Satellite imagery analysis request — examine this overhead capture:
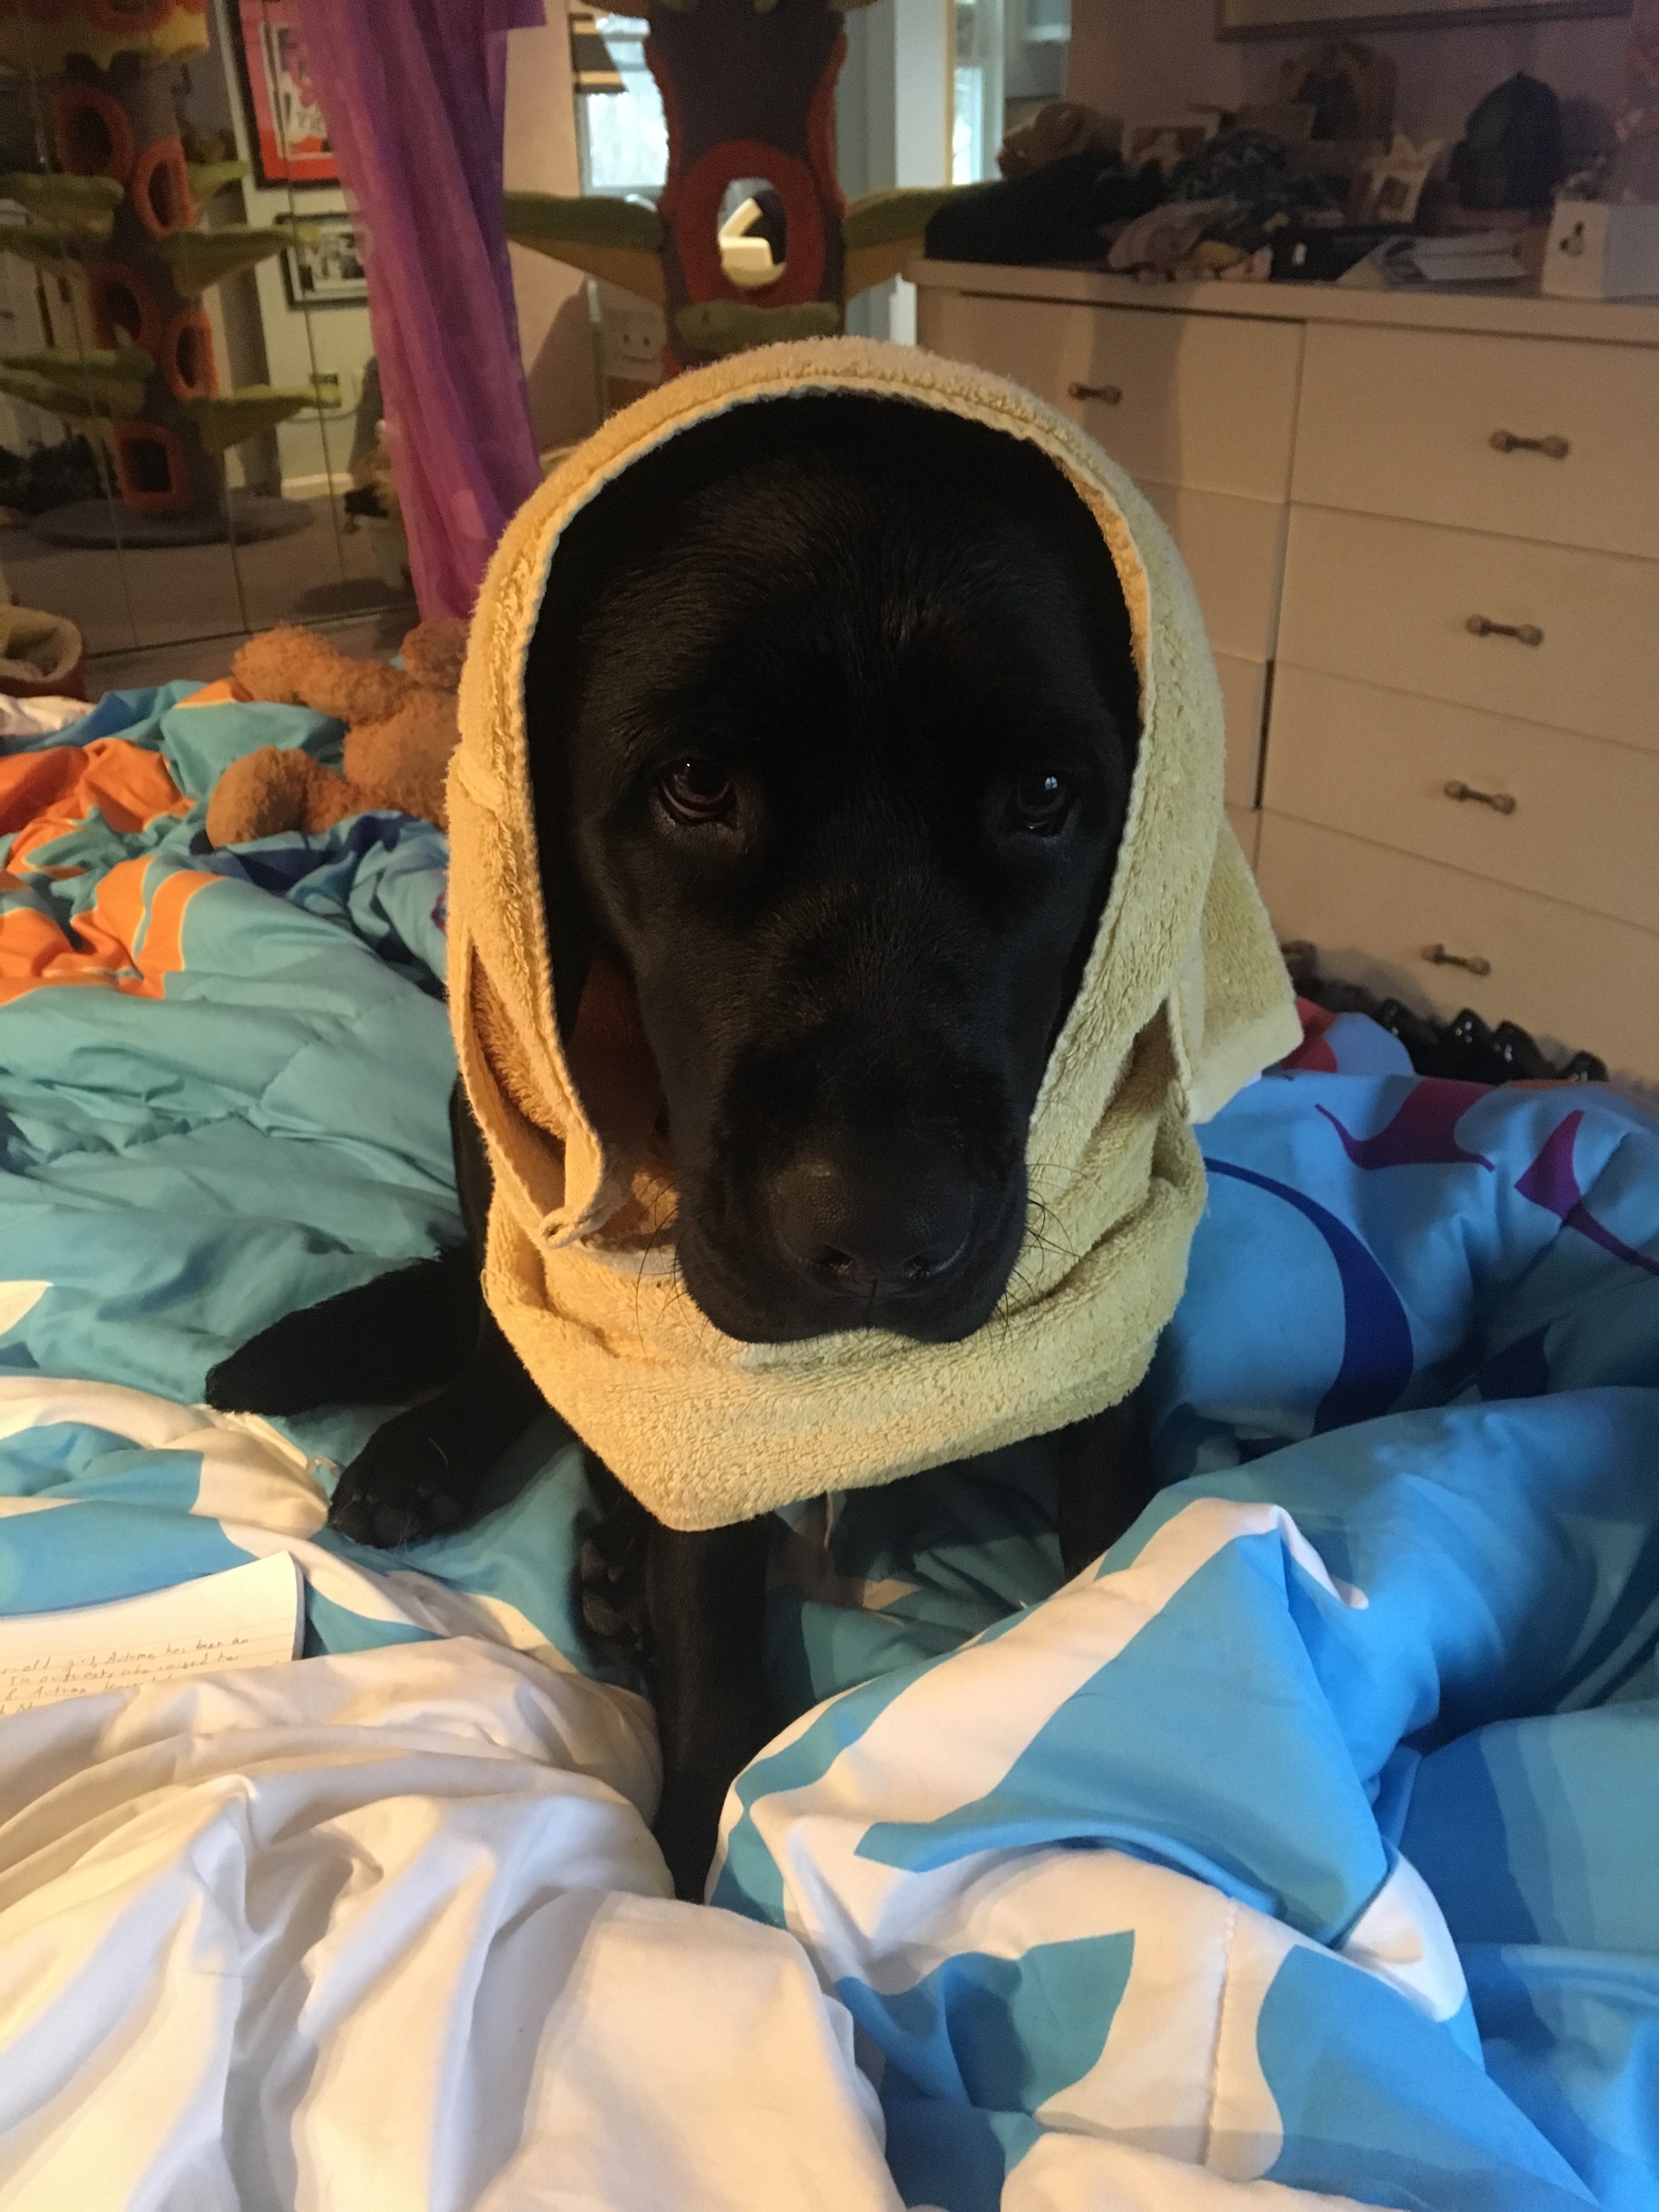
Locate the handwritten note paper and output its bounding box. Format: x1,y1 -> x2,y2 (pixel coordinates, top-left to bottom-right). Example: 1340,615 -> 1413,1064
0,1553 -> 303,1717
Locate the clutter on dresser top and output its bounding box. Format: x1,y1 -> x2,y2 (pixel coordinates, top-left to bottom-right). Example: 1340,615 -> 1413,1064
923,41 -> 1657,304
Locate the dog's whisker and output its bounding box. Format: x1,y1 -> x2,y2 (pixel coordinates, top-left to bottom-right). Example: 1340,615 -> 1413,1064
1024,1191 -> 1082,1275
630,1200 -> 685,1345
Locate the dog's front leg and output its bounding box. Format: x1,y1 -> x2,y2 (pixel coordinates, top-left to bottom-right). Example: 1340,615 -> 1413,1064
645,1516 -> 776,1901
325,1302 -> 545,1547
1054,1388 -> 1158,1581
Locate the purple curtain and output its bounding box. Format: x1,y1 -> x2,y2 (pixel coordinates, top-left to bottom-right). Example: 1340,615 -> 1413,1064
293,0 -> 546,619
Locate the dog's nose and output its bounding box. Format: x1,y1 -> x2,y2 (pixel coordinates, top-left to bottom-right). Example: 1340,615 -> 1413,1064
768,1149 -> 975,1304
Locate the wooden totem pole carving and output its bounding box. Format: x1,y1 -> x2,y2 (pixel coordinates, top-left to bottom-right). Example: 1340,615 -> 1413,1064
507,0 -> 964,376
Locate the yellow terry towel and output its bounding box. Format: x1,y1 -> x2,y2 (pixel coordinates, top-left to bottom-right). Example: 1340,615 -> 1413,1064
448,337 -> 1300,1532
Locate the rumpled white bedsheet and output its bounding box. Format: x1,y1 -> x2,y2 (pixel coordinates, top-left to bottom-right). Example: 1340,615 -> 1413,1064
0,1639 -> 901,2211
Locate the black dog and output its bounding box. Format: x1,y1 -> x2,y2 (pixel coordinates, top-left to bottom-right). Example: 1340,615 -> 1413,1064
208,395 -> 1154,1897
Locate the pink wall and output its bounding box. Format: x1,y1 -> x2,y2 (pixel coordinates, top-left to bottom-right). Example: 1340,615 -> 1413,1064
1068,1 -> 1632,151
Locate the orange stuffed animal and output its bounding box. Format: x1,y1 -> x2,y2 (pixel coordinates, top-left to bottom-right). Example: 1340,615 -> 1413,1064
204,618 -> 467,847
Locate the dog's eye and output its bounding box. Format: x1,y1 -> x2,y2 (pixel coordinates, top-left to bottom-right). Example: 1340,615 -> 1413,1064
1009,772 -> 1074,834
659,757 -> 736,825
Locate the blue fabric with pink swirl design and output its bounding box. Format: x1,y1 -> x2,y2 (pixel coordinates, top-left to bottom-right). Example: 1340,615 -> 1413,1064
727,1048 -> 1659,2211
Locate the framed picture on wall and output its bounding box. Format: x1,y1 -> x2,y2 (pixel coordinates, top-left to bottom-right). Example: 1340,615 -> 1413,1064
234,0 -> 338,188
281,219 -> 368,310
1218,0 -> 1630,35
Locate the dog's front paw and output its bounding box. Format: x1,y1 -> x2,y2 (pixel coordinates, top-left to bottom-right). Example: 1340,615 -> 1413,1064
327,1409 -> 472,1548
577,1494 -> 654,1671
205,1318 -> 326,1417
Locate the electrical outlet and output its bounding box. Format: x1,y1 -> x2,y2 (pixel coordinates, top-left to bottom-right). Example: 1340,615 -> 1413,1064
601,299 -> 665,380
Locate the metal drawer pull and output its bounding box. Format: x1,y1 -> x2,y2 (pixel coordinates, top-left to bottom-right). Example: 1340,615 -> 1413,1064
1466,614 -> 1543,646
1489,430 -> 1569,459
1067,380 -> 1122,405
1424,943 -> 1492,977
1443,778 -> 1517,815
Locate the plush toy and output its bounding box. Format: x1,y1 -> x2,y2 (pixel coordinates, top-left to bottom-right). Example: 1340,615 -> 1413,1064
204,618 -> 467,847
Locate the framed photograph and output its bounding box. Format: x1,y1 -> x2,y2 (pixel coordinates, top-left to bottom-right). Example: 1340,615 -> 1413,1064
1350,133 -> 1442,221
1218,0 -> 1629,35
281,218 -> 368,311
234,0 -> 337,188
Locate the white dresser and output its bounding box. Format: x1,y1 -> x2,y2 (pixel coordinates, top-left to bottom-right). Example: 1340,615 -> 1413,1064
913,261 -> 1659,1089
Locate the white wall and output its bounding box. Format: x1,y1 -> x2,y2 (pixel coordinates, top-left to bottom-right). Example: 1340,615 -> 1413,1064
839,0 -> 952,342
503,16 -> 601,452
1068,0 -> 1631,152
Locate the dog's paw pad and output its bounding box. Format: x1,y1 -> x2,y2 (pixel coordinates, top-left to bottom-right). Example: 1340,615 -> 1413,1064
325,1431 -> 468,1550
411,1478 -> 464,1531
577,1528 -> 653,1667
329,1485 -> 460,1549
577,1538 -> 640,1640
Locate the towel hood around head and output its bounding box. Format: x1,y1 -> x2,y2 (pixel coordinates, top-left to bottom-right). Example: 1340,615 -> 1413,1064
448,337 -> 1299,1532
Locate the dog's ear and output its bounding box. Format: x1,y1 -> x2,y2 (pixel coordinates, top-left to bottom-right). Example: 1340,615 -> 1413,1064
565,951 -> 664,1163
522,602 -> 599,1045
542,823 -> 599,1048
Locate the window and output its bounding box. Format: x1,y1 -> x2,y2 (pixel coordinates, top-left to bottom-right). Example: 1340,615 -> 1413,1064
953,0 -> 1070,185
574,13 -> 668,198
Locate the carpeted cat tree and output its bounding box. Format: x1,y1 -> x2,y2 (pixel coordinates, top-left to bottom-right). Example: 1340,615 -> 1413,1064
0,0 -> 321,543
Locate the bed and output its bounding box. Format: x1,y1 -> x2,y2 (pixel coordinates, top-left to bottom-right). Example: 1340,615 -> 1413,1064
1,680 -> 1655,2210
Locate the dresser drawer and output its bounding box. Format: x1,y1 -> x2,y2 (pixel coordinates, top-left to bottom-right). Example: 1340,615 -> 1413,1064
1293,323 -> 1659,562
918,293 -> 1303,501
1262,665 -> 1657,931
1277,506 -> 1659,752
1255,811 -> 1657,1080
1215,652 -> 1268,810
1141,484 -> 1286,661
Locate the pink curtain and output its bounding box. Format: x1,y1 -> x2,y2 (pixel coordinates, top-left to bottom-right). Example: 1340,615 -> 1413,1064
293,0 -> 546,618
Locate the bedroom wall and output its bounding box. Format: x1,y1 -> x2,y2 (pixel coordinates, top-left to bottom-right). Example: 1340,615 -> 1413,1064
1067,0 -> 1632,150
502,19 -> 602,456
840,0 -> 952,341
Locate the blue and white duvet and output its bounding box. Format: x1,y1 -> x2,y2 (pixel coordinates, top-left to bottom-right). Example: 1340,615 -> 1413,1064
1,683 -> 1655,2209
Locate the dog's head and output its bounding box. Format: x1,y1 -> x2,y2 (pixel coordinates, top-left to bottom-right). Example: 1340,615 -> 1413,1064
525,396 -> 1138,1346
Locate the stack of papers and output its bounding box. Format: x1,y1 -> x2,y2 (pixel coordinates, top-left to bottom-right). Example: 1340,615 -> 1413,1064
1341,232 -> 1528,289
0,1554 -> 303,1716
